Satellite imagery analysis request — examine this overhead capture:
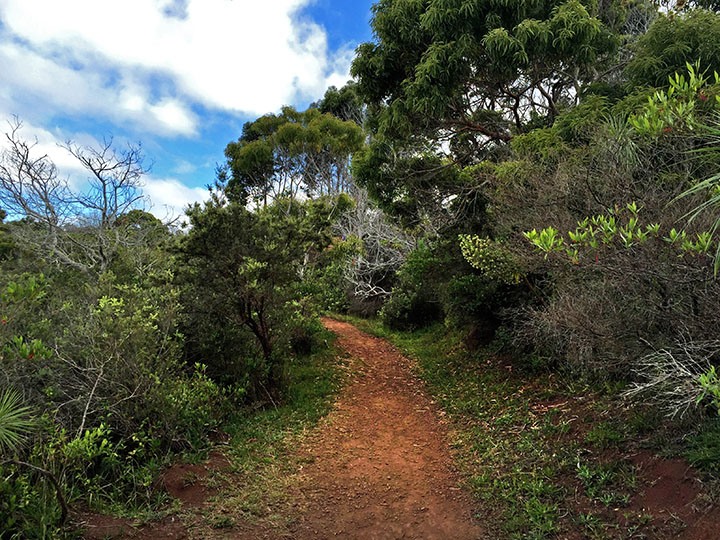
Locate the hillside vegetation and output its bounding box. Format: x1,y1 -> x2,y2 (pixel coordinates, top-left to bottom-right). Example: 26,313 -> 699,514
3,1 -> 720,537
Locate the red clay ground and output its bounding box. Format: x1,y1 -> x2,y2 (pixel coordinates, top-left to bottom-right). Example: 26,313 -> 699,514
80,318 -> 486,539
80,319 -> 720,539
283,318 -> 486,539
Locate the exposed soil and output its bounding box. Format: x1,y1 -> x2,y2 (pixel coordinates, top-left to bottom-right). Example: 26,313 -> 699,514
77,451 -> 231,540
80,319 -> 720,539
632,451 -> 718,539
161,450 -> 231,508
281,318 -> 486,539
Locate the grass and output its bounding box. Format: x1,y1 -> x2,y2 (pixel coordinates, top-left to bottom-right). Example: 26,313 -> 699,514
186,328 -> 347,534
337,315 -> 681,539
173,314 -> 720,537
585,421 -> 626,449
686,417 -> 720,474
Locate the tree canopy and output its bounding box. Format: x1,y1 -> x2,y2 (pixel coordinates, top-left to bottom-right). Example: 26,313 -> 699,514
224,106 -> 364,206
351,0 -> 621,150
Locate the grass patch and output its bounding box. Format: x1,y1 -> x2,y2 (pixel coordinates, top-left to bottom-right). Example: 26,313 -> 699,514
339,316 -> 665,539
576,460 -> 635,507
192,329 -> 346,533
585,421 -> 625,449
686,418 -> 720,474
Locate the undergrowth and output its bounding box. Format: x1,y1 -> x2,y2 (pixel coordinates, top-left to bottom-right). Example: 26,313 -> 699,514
184,328 -> 347,533
340,315 -> 717,539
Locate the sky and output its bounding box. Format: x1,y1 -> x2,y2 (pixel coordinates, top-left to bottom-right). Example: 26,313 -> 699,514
0,0 -> 375,220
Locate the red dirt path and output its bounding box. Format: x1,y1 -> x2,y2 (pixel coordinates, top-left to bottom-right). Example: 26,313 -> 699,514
281,318 -> 486,539
81,319 -> 720,539
81,318 -> 486,539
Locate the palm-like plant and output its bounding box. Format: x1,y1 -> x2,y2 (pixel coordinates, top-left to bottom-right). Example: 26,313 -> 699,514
0,388 -> 34,455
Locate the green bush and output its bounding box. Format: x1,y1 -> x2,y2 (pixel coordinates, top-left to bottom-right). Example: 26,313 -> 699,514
300,237 -> 355,313
380,244 -> 442,330
443,274 -> 512,326
0,461 -> 64,540
288,311 -> 326,356
146,365 -> 226,450
39,422 -> 165,510
0,266 -> 231,532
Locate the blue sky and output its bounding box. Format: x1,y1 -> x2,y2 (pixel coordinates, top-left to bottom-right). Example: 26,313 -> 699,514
0,0 -> 375,219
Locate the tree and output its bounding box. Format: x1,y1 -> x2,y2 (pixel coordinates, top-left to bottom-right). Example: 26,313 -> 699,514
313,82 -> 367,125
224,107 -> 364,206
626,9 -> 720,88
177,193 -> 347,396
0,119 -> 151,275
334,186 -> 415,301
351,0 -> 622,152
347,0 -> 623,236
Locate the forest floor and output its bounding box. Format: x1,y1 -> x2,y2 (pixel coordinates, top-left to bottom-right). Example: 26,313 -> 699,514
79,319 -> 720,539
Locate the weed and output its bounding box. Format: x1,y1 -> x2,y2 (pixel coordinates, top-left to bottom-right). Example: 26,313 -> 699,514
626,408 -> 662,436
624,511 -> 654,525
585,421 -> 625,448
576,459 -> 636,507
208,515 -> 235,529
685,418 -> 720,473
577,511 -> 605,536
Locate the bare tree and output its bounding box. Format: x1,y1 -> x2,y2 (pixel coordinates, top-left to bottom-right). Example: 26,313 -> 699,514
0,119 -> 77,268
335,187 -> 415,300
60,138 -> 148,272
0,118 -> 150,274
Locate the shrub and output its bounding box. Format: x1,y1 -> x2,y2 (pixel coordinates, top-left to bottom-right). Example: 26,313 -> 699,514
380,244 -> 442,330
443,274 -> 518,328
146,364 -> 226,450
0,461 -> 64,539
287,309 -> 326,356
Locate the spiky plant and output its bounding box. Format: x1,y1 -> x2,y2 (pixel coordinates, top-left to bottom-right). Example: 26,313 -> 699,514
0,388 -> 34,455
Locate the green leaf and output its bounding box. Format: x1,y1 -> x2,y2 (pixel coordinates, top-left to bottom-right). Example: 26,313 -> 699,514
0,388 -> 34,454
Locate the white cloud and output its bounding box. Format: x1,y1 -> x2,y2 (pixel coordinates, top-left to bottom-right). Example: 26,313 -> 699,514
142,176 -> 208,222
0,120 -> 206,220
0,0 -> 354,136
171,159 -> 198,175
0,1 -> 361,217
0,42 -> 198,137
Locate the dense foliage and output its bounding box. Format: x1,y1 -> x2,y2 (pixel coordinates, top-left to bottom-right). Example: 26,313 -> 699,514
350,1 -> 720,422
0,123 -> 346,536
4,0 -> 720,536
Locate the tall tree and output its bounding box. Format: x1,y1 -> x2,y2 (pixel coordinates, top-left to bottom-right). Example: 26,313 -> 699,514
177,193 -> 350,395
224,107 -> 364,206
351,0 -> 622,150
313,82 -> 367,125
348,0 -> 624,230
626,9 -> 720,87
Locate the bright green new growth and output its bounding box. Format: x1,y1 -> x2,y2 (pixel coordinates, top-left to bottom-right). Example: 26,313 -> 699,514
630,62 -> 719,136
522,202 -> 717,264
699,366 -> 720,412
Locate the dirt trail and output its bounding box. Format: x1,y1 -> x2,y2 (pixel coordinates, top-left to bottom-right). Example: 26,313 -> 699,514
82,318 -> 486,539
282,318 -> 485,539
82,318 -> 720,540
